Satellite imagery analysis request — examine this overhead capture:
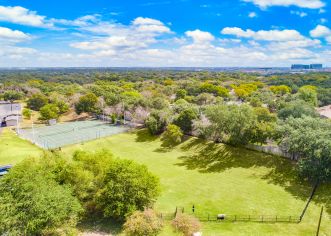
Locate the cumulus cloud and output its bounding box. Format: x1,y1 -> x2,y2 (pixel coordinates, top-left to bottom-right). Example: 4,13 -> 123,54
70,16 -> 171,53
310,25 -> 331,43
0,26 -> 30,42
221,27 -> 305,41
310,25 -> 331,37
185,30 -> 215,43
0,5 -> 329,67
242,0 -> 325,9
0,6 -> 52,27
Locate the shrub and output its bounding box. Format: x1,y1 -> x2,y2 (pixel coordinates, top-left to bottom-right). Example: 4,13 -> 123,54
75,93 -> 98,114
3,90 -> 24,102
145,110 -> 169,135
39,104 -> 60,121
22,108 -> 32,119
176,89 -> 187,100
173,108 -> 198,134
123,209 -> 163,236
172,213 -> 201,236
162,124 -> 183,145
27,93 -> 48,111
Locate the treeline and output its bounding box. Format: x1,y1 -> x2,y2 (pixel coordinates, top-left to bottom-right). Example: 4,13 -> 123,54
1,72 -> 330,183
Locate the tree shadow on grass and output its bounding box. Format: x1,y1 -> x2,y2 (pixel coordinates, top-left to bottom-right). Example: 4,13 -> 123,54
313,184 -> 331,216
176,137 -> 331,215
135,129 -> 159,143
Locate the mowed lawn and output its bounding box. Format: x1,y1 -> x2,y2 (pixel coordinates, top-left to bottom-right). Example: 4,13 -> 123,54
63,130 -> 331,236
0,128 -> 43,165
1,128 -> 330,235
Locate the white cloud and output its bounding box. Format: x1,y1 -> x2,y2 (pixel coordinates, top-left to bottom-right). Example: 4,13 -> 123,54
0,9 -> 329,67
185,30 -> 215,43
290,11 -> 307,17
71,36 -> 147,50
0,6 -> 52,27
310,25 -> 331,43
221,27 -> 305,41
248,12 -> 258,18
132,17 -> 164,26
132,17 -> 171,33
310,25 -> 331,37
49,14 -> 100,27
0,26 -> 30,42
243,0 -> 325,9
71,17 -> 171,52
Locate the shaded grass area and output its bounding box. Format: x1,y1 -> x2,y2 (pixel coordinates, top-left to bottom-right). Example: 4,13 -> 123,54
63,130 -> 331,236
0,128 -> 43,165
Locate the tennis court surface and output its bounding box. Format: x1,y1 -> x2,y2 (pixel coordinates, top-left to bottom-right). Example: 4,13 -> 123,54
19,120 -> 129,149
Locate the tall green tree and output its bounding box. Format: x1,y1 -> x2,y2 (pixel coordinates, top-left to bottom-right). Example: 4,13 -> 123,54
75,93 -> 98,114
297,85 -> 318,106
277,116 -> 331,183
0,159 -> 83,235
96,159 -> 160,220
3,90 -> 24,103
39,104 -> 60,121
27,93 -> 48,111
173,108 -> 198,134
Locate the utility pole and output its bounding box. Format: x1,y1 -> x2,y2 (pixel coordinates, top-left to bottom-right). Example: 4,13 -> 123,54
16,104 -> 19,134
316,207 -> 324,236
32,119 -> 35,144
122,101 -> 126,125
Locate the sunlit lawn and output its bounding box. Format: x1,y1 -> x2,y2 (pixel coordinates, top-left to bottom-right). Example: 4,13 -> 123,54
63,130 -> 331,236
0,128 -> 43,165
1,128 -> 330,235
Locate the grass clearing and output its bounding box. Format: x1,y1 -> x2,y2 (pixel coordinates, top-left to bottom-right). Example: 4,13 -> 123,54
63,130 -> 331,236
1,128 -> 330,235
0,128 -> 43,165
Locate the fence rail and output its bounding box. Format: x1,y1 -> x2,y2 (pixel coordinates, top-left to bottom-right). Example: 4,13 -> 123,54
189,214 -> 300,223
158,210 -> 300,224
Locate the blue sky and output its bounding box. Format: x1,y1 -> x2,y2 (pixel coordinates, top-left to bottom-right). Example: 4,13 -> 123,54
0,0 -> 330,67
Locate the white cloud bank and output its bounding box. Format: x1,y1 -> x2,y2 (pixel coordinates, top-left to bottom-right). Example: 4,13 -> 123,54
243,0 -> 325,9
0,5 -> 329,67
221,27 -> 305,41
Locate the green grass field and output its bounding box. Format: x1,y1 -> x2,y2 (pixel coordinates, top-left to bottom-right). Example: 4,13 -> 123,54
0,128 -> 43,165
63,130 -> 331,236
1,128 -> 330,235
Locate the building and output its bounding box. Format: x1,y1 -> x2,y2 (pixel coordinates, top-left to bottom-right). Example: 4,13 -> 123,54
291,64 -> 323,70
291,64 -> 310,70
317,105 -> 331,119
0,102 -> 22,127
310,64 -> 323,69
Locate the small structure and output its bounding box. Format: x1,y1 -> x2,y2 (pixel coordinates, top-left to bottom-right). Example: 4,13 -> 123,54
48,119 -> 57,126
317,105 -> 331,119
0,102 -> 22,127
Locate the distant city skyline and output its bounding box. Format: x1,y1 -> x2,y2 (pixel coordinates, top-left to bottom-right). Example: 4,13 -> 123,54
0,0 -> 330,67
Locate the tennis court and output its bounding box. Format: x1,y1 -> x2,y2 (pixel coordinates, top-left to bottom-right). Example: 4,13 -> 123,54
19,120 -> 129,149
